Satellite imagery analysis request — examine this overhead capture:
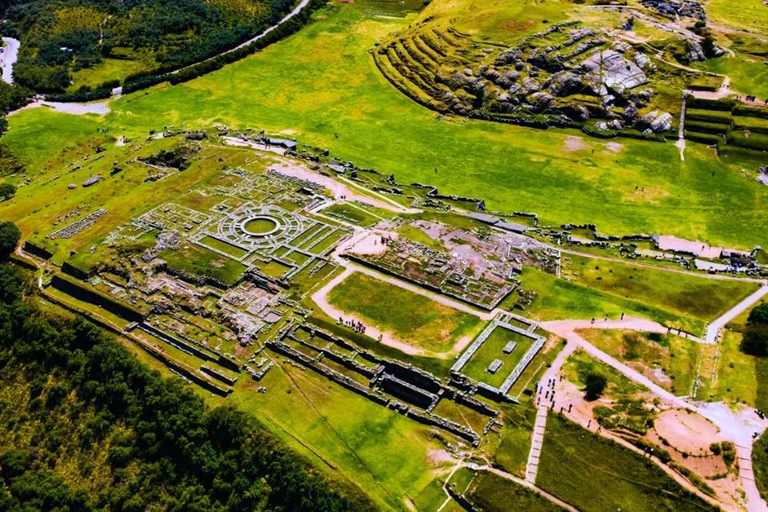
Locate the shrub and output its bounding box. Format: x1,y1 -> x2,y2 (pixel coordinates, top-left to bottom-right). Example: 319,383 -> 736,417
0,221 -> 21,259
584,372 -> 607,401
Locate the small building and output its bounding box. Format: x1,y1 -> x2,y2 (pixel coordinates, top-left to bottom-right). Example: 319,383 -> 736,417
488,359 -> 503,374
503,341 -> 517,354
268,138 -> 297,150
496,221 -> 528,234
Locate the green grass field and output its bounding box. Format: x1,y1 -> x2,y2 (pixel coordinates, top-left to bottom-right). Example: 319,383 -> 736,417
230,356 -> 454,511
560,254 -> 759,331
578,329 -> 704,395
5,2 -> 768,250
538,414 -> 717,512
327,272 -> 483,352
465,471 -> 564,512
460,326 -> 535,388
700,57 -> 768,101
160,243 -> 246,285
707,0 -> 768,32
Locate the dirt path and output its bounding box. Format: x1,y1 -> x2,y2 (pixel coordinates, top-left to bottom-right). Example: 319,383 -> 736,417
9,100 -> 111,117
705,283 -> 768,344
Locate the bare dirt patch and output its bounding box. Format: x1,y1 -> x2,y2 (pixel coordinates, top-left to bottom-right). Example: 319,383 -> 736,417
654,409 -> 721,455
564,135 -> 589,152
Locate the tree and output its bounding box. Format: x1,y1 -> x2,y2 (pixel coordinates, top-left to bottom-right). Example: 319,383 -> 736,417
742,324 -> 768,357
748,303 -> 768,327
584,372 -> 607,401
0,221 -> 20,259
0,183 -> 16,200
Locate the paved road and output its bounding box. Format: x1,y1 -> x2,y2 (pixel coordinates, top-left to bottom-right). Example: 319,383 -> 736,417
1,37 -> 20,84
705,282 -> 768,344
111,0 -> 312,96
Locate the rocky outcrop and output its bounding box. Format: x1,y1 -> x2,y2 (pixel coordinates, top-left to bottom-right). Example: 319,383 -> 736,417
641,0 -> 706,20
581,49 -> 649,96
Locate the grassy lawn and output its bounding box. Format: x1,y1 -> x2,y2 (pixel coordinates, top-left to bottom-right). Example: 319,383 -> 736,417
460,326 -> 535,388
708,330 -> 761,406
326,272 -> 483,352
322,202 -> 391,227
4,3 -> 766,250
160,243 -> 246,285
538,414 -> 717,512
561,254 -> 759,331
465,471 -> 564,511
579,329 -> 704,396
696,56 -> 768,101
229,357 -> 453,512
707,0 -> 768,32
520,266 -> 695,330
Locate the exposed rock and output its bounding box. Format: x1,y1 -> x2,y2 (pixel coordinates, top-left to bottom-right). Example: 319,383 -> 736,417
496,48 -> 522,65
638,110 -> 673,132
545,71 -> 585,96
633,51 -> 655,71
560,103 -> 591,122
529,92 -> 556,111
581,49 -> 649,96
522,77 -> 541,93
641,0 -> 706,20
623,104 -> 638,122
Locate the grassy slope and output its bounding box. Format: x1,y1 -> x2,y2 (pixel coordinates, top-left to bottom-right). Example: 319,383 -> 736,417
326,271 -> 483,352
229,362 -> 452,511
466,471 -> 564,512
538,414 -> 717,512
707,0 -> 768,32
579,329 -> 702,395
5,3 -> 768,249
563,254 -> 759,326
521,256 -> 757,333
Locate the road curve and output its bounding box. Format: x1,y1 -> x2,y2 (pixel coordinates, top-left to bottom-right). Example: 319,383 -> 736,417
111,0 -> 312,96
705,282 -> 768,344
1,37 -> 20,84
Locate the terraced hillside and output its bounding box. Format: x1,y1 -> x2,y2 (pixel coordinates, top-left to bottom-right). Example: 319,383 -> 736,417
375,20 -> 682,137
371,0 -> 743,139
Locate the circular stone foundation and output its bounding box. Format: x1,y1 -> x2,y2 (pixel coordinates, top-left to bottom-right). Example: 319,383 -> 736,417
215,205 -> 303,251
242,216 -> 280,236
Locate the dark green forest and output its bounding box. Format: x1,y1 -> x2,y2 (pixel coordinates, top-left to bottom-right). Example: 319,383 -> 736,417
0,261 -> 375,511
1,0 -> 296,91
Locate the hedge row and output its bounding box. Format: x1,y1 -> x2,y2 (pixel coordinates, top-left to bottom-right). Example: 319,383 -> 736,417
686,108 -> 733,124
685,119 -> 730,134
686,96 -> 735,111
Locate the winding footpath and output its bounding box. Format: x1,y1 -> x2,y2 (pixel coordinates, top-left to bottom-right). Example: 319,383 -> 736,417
532,295 -> 768,511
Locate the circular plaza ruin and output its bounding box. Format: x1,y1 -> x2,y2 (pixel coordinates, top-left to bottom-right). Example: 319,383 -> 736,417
215,205 -> 303,250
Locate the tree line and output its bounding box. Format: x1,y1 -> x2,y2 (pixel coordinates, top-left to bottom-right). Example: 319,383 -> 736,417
2,0 -> 297,92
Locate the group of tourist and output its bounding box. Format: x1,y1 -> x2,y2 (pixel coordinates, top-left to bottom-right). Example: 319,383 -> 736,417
338,316 -> 367,334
